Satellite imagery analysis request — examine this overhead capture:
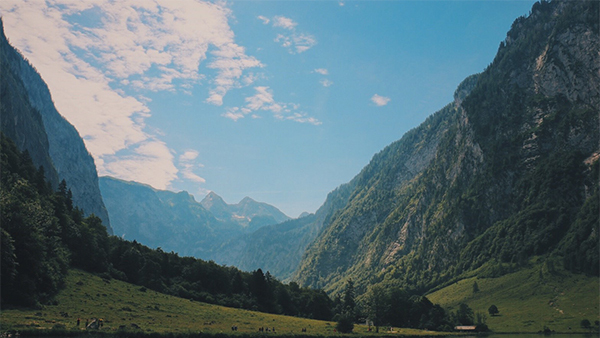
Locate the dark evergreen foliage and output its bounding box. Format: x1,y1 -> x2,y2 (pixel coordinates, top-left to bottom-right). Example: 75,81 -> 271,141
0,133 -> 333,319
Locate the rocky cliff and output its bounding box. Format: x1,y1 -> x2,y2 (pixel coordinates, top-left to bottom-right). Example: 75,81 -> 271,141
0,18 -> 112,233
293,0 -> 599,295
0,20 -> 59,188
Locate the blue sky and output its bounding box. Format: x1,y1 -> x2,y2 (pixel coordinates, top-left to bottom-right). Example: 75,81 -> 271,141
1,0 -> 536,217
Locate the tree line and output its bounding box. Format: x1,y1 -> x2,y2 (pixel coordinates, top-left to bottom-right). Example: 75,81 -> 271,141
332,280 -> 487,333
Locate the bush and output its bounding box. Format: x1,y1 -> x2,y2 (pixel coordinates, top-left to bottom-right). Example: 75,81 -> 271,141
335,312 -> 354,333
580,319 -> 591,329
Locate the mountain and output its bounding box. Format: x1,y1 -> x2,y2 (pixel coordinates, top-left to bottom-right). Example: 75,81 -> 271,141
0,18 -> 112,233
211,180 -> 357,280
293,0 -> 599,296
0,21 -> 59,188
201,192 -> 290,231
99,176 -> 290,261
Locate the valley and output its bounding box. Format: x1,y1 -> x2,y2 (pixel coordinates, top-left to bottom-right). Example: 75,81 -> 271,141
1,0 -> 598,336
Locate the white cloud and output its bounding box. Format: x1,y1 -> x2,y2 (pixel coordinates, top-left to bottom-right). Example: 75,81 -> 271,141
314,68 -> 329,75
257,15 -> 270,25
206,42 -> 263,105
0,0 -> 260,190
371,94 -> 391,106
275,32 -> 316,54
260,14 -> 316,54
178,150 -> 206,184
320,79 -> 333,87
102,140 -> 178,190
179,150 -> 199,162
272,16 -> 297,30
222,107 -> 245,122
222,87 -> 321,125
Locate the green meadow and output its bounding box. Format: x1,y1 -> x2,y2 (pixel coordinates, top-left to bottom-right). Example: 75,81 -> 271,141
0,270 -> 446,337
427,260 -> 599,333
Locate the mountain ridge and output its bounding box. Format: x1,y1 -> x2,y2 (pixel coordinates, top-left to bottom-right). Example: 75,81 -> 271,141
99,176 -> 291,263
293,0 -> 599,296
0,18 -> 112,233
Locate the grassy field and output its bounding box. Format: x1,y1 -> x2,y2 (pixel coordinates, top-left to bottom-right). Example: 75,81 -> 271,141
427,262 -> 599,333
1,270 -> 446,337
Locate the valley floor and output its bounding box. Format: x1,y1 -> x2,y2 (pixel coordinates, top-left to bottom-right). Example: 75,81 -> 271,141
0,270 -> 446,337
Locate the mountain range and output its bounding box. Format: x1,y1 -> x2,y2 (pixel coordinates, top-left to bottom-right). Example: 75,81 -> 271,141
99,176 -> 290,260
1,0 -> 597,302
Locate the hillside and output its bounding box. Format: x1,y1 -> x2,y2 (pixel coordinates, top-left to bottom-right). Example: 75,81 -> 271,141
294,0 -> 599,296
0,269 -> 447,337
427,259 -> 599,333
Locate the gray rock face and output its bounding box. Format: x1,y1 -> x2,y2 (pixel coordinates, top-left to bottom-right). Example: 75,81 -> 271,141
0,20 -> 58,187
0,21 -> 111,233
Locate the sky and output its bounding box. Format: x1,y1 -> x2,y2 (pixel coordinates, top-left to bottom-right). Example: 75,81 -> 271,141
0,0 -> 536,218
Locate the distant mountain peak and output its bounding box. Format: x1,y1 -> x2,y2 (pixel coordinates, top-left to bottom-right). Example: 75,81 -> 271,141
239,196 -> 256,204
200,191 -> 227,208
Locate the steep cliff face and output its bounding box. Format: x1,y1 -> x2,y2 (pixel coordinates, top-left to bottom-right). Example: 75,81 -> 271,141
294,0 -> 599,295
0,20 -> 59,188
0,19 -> 111,232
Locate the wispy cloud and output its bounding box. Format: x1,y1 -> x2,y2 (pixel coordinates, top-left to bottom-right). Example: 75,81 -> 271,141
0,0 -> 261,190
320,79 -> 334,87
273,16 -> 297,30
371,94 -> 391,106
257,15 -> 270,25
260,14 -> 316,54
222,87 -> 321,125
314,68 -> 329,75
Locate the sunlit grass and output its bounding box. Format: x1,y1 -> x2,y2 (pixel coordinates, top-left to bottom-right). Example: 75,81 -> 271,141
1,270 -> 447,336
427,262 -> 599,333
